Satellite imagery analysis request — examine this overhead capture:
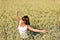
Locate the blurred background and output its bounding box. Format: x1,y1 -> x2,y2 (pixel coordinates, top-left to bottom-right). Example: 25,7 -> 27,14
0,0 -> 60,40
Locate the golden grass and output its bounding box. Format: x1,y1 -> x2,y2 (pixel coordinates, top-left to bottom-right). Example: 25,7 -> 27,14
0,0 -> 60,40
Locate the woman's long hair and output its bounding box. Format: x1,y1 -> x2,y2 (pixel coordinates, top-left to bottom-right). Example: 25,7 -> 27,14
22,16 -> 30,25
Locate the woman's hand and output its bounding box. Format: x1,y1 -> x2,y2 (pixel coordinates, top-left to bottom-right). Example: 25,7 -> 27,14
41,30 -> 48,33
16,11 -> 18,15
16,11 -> 20,22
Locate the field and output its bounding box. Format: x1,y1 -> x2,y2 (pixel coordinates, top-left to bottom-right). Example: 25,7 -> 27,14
0,0 -> 60,40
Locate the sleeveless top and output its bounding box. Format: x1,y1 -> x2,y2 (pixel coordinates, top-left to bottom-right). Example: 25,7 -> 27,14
18,20 -> 28,38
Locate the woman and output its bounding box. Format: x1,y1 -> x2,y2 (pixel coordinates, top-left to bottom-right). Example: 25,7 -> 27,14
16,11 -> 47,38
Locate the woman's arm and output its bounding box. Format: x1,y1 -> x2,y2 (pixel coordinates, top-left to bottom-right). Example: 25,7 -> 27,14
28,25 -> 47,33
16,11 -> 20,22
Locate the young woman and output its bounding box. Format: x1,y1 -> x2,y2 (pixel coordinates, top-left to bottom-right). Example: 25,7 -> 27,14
16,11 -> 47,38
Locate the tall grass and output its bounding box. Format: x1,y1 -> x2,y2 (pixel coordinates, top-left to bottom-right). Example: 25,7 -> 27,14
0,0 -> 60,40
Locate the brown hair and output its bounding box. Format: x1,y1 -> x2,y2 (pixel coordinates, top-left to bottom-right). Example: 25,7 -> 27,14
22,16 -> 30,25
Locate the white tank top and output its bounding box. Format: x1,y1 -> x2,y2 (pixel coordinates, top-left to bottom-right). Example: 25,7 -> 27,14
18,20 -> 28,38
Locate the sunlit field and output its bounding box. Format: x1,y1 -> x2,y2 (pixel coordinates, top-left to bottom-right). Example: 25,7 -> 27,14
0,0 -> 60,40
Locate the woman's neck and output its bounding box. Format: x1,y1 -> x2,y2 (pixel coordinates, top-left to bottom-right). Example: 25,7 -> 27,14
20,24 -> 26,27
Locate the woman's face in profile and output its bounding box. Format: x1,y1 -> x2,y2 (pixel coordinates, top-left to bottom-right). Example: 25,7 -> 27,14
20,19 -> 26,24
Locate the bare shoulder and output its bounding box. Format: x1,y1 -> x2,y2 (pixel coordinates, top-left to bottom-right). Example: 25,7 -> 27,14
27,25 -> 31,27
27,25 -> 32,29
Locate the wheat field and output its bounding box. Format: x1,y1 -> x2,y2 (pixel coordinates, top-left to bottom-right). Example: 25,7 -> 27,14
0,0 -> 60,40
